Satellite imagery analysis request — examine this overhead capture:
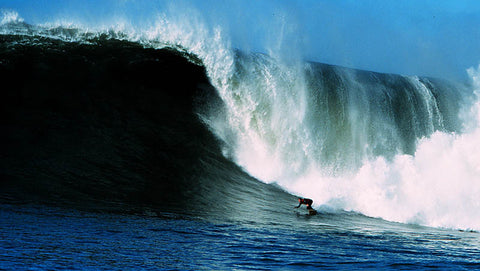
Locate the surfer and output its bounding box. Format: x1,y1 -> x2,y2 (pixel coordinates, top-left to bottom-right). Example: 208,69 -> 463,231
295,197 -> 313,210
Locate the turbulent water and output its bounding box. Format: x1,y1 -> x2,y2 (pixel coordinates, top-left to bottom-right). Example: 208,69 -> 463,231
1,10 -> 480,270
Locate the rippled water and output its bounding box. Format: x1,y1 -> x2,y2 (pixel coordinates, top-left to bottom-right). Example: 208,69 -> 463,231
1,204 -> 479,270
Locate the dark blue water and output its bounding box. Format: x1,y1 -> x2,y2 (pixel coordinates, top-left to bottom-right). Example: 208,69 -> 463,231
1,203 -> 479,270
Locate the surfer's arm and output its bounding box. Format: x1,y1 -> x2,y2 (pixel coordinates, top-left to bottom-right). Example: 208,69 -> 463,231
294,203 -> 301,208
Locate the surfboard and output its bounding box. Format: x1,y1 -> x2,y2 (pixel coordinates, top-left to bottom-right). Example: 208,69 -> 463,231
295,208 -> 318,216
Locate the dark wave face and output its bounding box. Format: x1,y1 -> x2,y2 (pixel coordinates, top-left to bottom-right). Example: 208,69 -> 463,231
0,33 -> 294,220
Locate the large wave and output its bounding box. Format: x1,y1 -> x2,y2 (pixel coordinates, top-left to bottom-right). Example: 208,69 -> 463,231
1,9 -> 479,230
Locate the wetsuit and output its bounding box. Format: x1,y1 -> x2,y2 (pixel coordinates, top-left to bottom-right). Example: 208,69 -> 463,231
295,198 -> 313,209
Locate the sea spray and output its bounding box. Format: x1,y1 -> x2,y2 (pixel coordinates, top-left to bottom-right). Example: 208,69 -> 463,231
0,10 -> 23,25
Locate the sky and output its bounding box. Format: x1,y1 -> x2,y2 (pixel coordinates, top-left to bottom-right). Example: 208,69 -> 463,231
1,0 -> 479,81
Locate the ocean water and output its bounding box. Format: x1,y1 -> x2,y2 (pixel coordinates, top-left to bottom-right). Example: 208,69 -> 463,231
1,203 -> 479,270
1,7 -> 480,270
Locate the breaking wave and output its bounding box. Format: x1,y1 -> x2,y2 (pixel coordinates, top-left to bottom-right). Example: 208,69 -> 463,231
1,9 -> 479,230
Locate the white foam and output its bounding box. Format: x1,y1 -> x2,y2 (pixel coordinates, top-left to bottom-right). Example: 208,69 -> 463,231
0,10 -> 23,25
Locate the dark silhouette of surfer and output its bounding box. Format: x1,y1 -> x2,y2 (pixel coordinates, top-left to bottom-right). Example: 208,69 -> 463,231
295,197 -> 313,210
